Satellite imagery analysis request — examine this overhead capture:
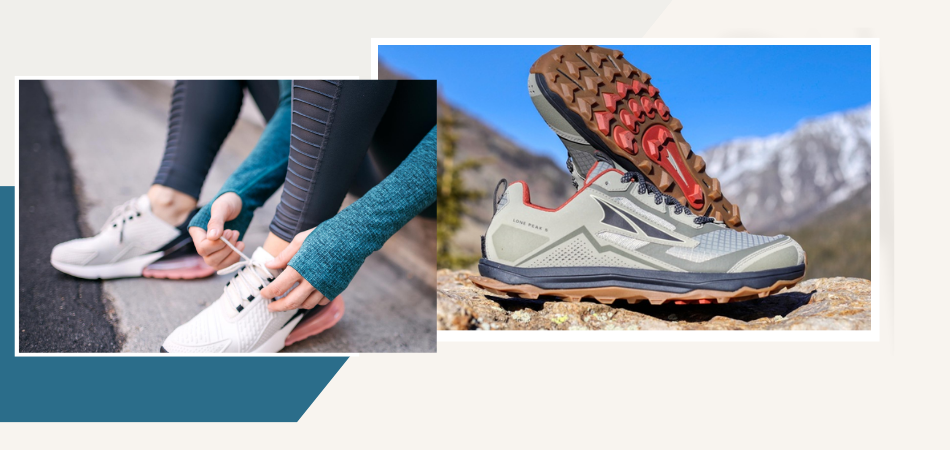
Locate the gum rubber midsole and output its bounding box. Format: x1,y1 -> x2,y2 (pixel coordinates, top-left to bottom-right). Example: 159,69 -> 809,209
469,274 -> 804,305
477,259 -> 805,294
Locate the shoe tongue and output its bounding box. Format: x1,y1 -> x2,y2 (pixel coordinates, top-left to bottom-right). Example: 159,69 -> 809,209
250,247 -> 281,277
136,194 -> 151,212
251,247 -> 275,263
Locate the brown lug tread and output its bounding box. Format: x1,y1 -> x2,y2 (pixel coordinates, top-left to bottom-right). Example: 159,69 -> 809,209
709,178 -> 722,200
530,45 -> 746,230
658,171 -> 673,191
635,160 -> 652,174
693,154 -> 706,172
584,76 -> 605,91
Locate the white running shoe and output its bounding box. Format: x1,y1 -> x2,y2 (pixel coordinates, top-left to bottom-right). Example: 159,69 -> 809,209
160,244 -> 306,353
50,195 -> 208,279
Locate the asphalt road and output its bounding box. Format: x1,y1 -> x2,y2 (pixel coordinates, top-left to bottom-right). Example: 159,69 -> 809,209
18,80 -> 119,352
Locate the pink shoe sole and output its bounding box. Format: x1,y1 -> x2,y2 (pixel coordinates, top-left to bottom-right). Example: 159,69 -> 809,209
285,297 -> 345,346
142,255 -> 217,280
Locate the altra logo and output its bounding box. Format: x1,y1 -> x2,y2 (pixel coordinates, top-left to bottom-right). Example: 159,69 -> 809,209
594,198 -> 681,242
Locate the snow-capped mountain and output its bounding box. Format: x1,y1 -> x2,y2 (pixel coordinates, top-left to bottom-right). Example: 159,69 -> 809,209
702,105 -> 871,232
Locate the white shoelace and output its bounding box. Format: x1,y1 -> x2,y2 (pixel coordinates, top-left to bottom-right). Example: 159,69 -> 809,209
101,198 -> 143,242
217,238 -> 274,312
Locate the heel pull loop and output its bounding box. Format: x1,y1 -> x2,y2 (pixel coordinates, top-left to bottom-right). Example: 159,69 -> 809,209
493,178 -> 508,216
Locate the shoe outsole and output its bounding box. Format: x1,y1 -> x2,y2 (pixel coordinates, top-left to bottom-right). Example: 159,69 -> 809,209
143,268 -> 216,280
469,275 -> 802,305
530,45 -> 745,230
142,256 -> 217,280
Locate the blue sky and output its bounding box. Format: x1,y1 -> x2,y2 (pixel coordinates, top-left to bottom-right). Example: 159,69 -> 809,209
379,45 -> 871,161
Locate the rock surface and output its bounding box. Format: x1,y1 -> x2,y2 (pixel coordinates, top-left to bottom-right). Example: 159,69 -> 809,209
437,270 -> 870,331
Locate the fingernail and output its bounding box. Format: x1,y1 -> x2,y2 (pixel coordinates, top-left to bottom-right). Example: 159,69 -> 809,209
208,229 -> 219,239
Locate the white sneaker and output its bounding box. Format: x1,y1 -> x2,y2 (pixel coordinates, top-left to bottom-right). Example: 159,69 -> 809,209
50,195 -> 201,279
160,245 -> 306,353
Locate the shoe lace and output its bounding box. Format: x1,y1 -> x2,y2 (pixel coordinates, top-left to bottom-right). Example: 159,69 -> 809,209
566,158 -> 579,190
216,238 -> 275,312
620,171 -> 716,225
101,198 -> 143,243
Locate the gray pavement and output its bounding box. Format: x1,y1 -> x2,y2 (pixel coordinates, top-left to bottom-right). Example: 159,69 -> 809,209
42,80 -> 436,353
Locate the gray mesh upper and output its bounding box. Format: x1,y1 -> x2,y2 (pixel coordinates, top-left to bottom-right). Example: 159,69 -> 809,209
597,230 -> 649,252
665,229 -> 781,263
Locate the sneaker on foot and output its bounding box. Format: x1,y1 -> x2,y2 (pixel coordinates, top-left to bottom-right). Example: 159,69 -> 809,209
50,195 -> 213,280
527,44 -> 745,229
160,245 -> 309,353
472,163 -> 805,305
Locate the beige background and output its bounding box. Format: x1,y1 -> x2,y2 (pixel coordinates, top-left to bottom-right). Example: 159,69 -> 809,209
3,0 -> 940,448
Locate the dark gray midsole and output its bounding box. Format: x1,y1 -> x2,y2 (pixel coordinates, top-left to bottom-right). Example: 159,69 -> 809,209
478,259 -> 806,293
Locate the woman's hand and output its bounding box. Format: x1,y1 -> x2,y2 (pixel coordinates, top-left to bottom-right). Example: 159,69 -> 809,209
261,228 -> 331,311
188,192 -> 245,270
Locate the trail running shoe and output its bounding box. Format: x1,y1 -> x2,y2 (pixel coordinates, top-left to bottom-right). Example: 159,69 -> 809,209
50,195 -> 215,280
471,161 -> 805,305
527,44 -> 745,230
160,243 -> 337,353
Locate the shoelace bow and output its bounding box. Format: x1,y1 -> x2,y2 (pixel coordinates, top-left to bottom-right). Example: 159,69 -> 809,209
102,198 -> 143,243
217,238 -> 275,312
620,171 -> 716,225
